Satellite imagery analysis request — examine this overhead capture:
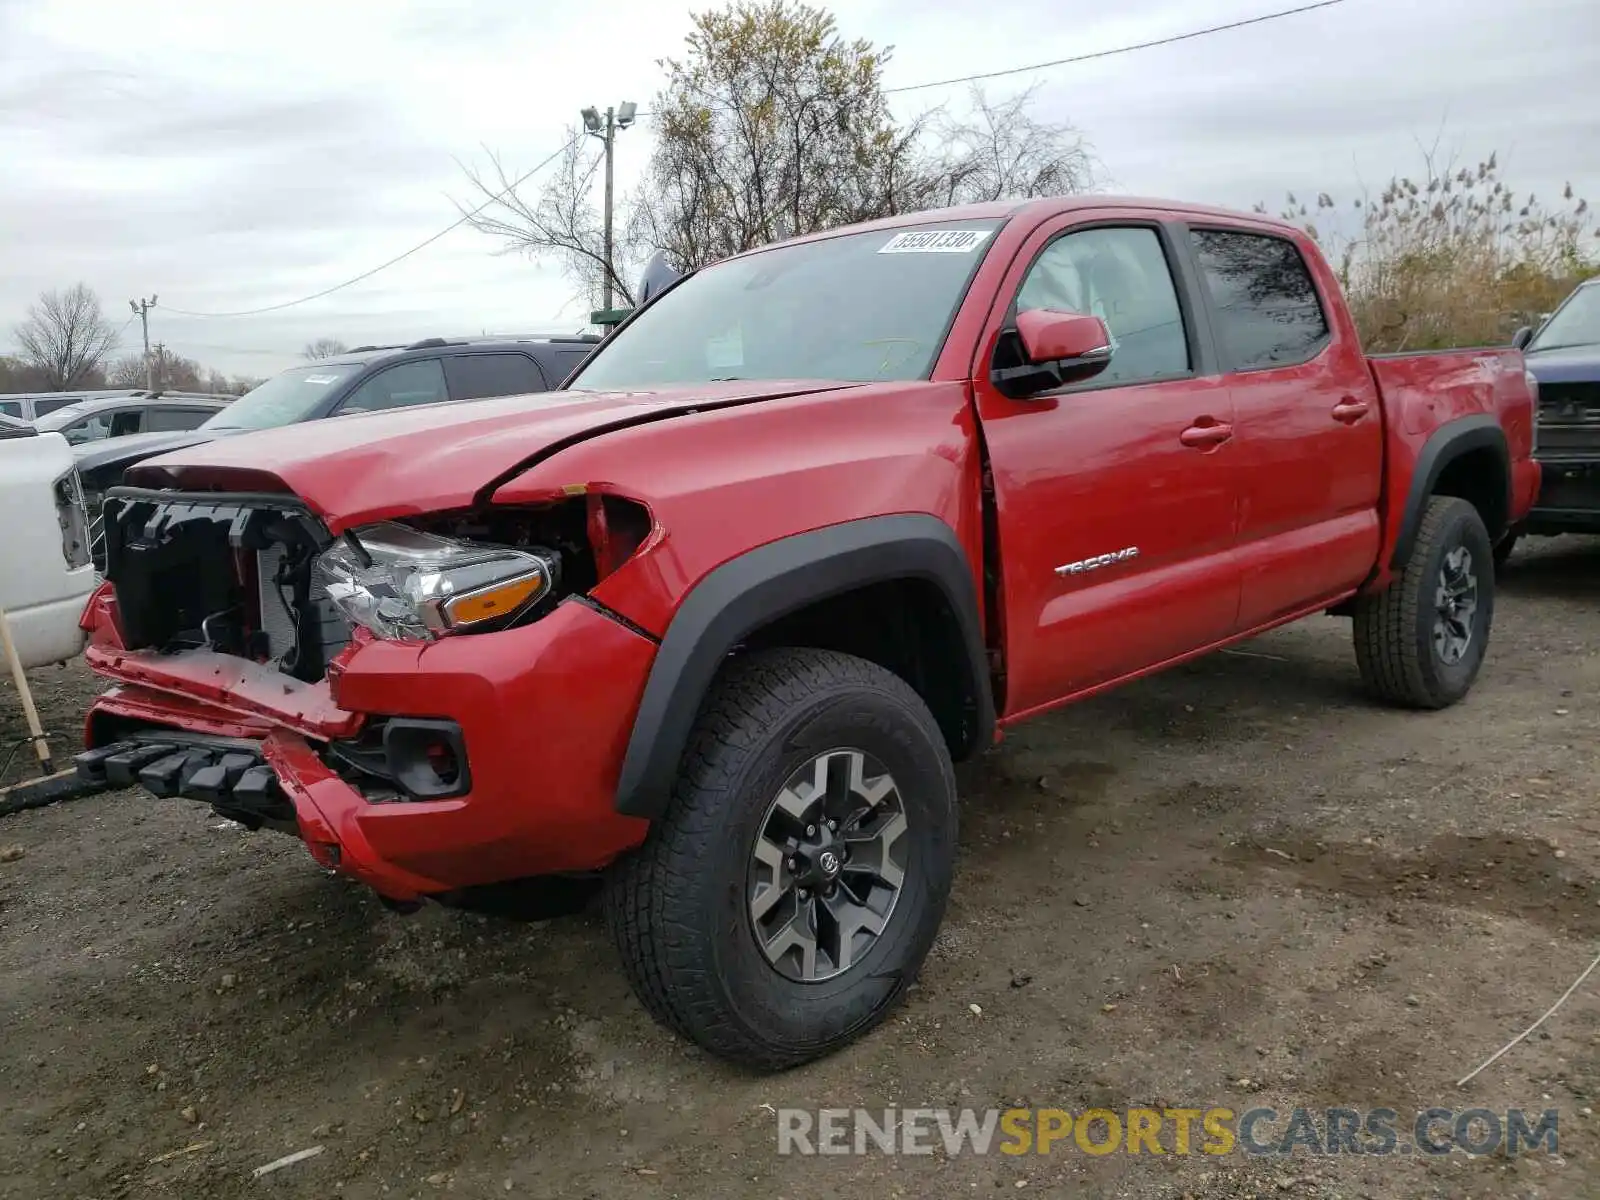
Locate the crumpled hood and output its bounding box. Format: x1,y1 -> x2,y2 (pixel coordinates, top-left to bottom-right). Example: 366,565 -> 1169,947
126,381 -> 855,531
73,428 -> 219,480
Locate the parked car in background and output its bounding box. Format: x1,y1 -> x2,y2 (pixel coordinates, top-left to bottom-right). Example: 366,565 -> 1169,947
1504,277 -> 1600,560
77,195 -> 1537,1070
2,389 -> 133,422
0,388 -> 232,423
0,412 -> 35,439
0,423 -> 94,669
34,393 -> 231,445
72,335 -> 601,568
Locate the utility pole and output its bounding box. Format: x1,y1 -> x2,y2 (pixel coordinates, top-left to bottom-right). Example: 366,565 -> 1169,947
129,295 -> 157,391
580,103 -> 636,312
151,342 -> 166,392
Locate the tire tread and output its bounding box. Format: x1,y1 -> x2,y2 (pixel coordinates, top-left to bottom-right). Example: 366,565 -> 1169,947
605,647 -> 951,1069
1353,495 -> 1488,709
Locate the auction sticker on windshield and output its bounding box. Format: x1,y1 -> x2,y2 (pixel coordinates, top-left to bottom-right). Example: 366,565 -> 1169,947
878,229 -> 993,254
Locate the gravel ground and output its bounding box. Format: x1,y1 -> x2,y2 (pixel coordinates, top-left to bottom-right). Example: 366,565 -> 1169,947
2,536 -> 1598,1199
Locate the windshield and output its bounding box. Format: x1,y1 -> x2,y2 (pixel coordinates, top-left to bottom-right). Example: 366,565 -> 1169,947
569,219 -> 1004,390
1529,283 -> 1600,352
202,363 -> 363,430
33,403 -> 96,431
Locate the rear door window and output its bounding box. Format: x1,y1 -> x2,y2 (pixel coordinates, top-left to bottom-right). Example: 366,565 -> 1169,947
336,360 -> 449,415
146,406 -> 213,432
443,353 -> 547,401
1190,229 -> 1330,370
552,349 -> 592,384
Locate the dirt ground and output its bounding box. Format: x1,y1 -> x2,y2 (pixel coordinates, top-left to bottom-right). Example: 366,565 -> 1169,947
3,538 -> 1598,1200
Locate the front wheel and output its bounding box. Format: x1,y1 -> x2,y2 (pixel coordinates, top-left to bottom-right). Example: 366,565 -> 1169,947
1353,495 -> 1494,709
605,647 -> 957,1070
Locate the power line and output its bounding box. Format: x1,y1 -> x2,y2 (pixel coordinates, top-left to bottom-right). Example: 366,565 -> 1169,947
162,133 -> 582,318
883,0 -> 1349,94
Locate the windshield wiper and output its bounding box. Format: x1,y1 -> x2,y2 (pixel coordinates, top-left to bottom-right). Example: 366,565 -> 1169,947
1527,342 -> 1600,354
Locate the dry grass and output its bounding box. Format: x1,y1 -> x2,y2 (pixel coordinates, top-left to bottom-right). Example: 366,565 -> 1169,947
1261,149 -> 1599,351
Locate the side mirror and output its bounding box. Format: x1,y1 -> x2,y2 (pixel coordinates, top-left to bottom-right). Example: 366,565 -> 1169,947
992,309 -> 1114,398
1512,325 -> 1534,350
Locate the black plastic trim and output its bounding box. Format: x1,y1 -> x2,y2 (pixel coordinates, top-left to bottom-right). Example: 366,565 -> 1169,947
613,514 -> 995,819
1390,413 -> 1511,569
567,595 -> 661,644
382,718 -> 473,801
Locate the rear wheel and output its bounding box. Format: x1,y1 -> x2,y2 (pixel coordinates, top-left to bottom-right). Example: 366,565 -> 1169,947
605,647 -> 956,1070
1353,495 -> 1494,709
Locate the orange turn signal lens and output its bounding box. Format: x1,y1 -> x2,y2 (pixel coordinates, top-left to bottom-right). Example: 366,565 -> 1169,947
439,571 -> 547,628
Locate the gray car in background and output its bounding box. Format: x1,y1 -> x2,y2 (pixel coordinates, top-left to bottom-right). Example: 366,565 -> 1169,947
34,393 -> 231,445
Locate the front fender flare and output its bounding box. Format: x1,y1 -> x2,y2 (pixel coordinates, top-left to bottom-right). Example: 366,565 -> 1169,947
613,514 -> 994,819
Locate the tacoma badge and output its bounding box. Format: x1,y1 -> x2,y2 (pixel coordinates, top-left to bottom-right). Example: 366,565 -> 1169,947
1055,547 -> 1140,577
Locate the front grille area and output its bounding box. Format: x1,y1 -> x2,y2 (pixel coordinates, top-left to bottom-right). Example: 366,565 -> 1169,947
257,545 -> 351,665
1537,382 -> 1600,458
104,488 -> 345,681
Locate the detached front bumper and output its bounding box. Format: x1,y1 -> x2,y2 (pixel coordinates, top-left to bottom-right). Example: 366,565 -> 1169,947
80,598 -> 658,902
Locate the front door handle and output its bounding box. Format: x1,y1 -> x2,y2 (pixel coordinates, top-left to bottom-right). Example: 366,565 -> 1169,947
1332,396 -> 1371,424
1180,419 -> 1233,449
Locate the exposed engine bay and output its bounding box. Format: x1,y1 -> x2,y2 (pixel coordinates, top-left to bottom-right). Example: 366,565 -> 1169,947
102,487 -> 649,682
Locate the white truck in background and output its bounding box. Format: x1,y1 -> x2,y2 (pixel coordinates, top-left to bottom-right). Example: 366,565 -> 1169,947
0,416 -> 95,669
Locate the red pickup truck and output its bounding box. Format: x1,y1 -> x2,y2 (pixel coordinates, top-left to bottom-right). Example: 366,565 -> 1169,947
76,197 -> 1538,1070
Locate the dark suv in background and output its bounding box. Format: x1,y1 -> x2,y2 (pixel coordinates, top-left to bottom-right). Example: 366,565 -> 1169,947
75,334 -> 600,566
1506,278 -> 1600,561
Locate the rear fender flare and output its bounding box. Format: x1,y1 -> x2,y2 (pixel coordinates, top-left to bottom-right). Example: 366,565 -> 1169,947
1390,414 -> 1510,571
613,514 -> 994,819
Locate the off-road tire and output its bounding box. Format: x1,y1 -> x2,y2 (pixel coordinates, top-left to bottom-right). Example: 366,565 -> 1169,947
605,647 -> 957,1070
1353,495 -> 1494,709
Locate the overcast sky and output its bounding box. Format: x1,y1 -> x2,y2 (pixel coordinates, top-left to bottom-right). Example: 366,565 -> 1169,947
2,0 -> 1597,378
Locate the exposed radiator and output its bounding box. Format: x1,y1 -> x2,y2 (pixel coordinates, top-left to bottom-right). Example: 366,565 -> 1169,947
256,546 -> 351,668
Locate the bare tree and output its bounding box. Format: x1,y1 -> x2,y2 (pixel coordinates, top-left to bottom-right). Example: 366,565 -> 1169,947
921,85 -> 1097,208
302,338 -> 349,360
143,346 -> 206,391
13,283 -> 120,389
105,354 -> 148,388
0,356 -> 51,392
459,1 -> 1097,294
460,135 -> 639,308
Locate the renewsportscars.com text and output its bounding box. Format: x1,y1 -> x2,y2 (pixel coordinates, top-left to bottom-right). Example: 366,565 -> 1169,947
776,1106 -> 1559,1158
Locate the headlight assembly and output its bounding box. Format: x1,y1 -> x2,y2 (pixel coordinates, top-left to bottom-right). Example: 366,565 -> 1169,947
316,521 -> 559,641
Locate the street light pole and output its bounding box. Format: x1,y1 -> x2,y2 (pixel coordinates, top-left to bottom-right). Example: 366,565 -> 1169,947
581,102 -> 636,312
129,295 -> 157,391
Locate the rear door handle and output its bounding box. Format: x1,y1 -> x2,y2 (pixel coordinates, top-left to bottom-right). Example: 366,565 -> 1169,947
1332,397 -> 1371,424
1180,420 -> 1233,449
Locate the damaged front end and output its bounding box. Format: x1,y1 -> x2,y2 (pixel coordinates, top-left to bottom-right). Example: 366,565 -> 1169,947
78,482 -> 659,895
